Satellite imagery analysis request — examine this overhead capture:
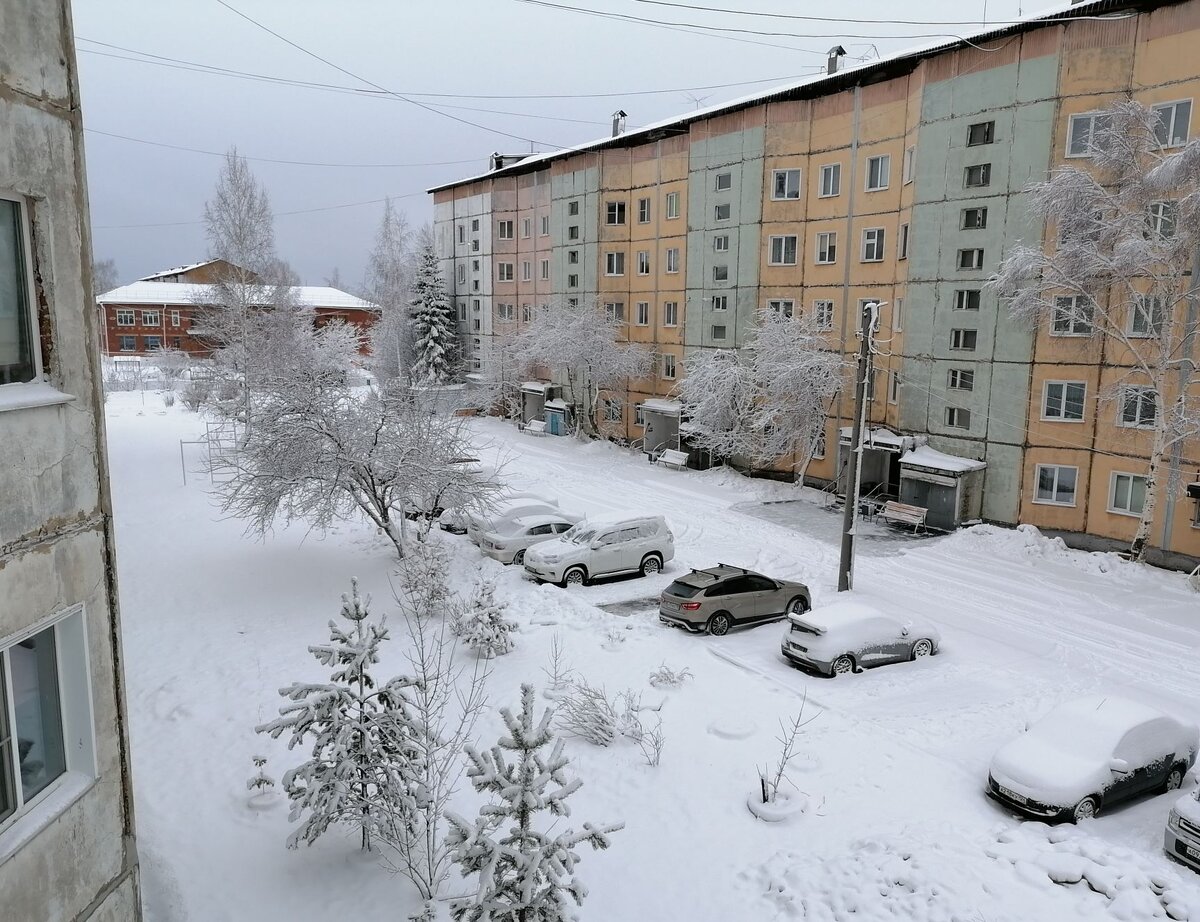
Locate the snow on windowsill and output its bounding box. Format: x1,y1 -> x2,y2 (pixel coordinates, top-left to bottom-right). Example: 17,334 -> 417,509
0,380 -> 76,413
0,773 -> 95,868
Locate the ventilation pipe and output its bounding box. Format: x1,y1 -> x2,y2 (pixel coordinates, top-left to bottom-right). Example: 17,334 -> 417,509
611,109 -> 628,137
827,45 -> 847,74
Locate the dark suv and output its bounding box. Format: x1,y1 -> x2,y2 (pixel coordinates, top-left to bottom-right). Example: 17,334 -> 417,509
658,564 -> 811,636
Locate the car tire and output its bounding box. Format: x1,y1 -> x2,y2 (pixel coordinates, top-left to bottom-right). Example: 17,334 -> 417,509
787,596 -> 809,615
512,550 -> 525,566
707,612 -> 733,636
911,639 -> 934,659
1163,763 -> 1186,793
831,654 -> 855,676
639,553 -> 663,577
1071,795 -> 1100,822
562,566 -> 587,588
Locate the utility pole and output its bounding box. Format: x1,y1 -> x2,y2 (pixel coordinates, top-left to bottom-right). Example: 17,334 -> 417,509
838,301 -> 879,592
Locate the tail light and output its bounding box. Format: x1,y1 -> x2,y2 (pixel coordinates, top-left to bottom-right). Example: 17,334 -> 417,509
681,602 -> 702,610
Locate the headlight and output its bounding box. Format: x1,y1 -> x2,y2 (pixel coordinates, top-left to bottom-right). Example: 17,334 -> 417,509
1169,810 -> 1181,832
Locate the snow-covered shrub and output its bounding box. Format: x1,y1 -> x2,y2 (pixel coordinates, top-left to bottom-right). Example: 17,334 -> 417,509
399,539 -> 456,618
161,391 -> 176,408
256,578 -> 427,851
153,348 -> 190,380
541,633 -> 574,697
446,684 -> 623,922
555,680 -> 646,746
247,755 -> 275,794
648,663 -> 693,689
635,716 -> 666,767
452,581 -> 517,658
756,696 -> 820,806
180,379 -> 211,411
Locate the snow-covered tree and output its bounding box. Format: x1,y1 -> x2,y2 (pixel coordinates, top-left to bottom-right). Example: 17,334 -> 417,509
410,242 -> 457,384
256,579 -> 426,851
452,581 -> 517,658
92,257 -> 119,296
366,201 -> 417,384
511,300 -> 652,437
678,309 -> 845,479
990,99 -> 1200,561
446,684 -> 623,922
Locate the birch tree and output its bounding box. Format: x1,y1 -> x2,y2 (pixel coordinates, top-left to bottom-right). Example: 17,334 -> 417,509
512,301 -> 651,437
677,308 -> 845,478
990,99 -> 1200,561
410,241 -> 457,384
366,200 -> 416,384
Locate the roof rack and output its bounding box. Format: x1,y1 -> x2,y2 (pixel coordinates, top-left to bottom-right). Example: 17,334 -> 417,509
716,562 -> 750,574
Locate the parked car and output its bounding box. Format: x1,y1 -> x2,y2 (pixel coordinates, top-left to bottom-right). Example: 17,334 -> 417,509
780,600 -> 940,676
658,565 -> 811,635
467,496 -> 561,545
988,695 -> 1198,823
480,514 -> 579,565
523,514 -> 674,587
1166,785 -> 1200,873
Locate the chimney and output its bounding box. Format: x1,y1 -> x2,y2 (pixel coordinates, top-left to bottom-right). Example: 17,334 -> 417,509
827,45 -> 847,74
611,109 -> 628,137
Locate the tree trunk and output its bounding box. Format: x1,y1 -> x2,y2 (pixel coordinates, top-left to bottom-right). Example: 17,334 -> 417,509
1129,421 -> 1169,562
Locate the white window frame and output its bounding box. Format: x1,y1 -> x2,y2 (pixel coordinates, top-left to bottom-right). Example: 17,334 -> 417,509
604,397 -> 623,423
498,220 -> 514,240
945,406 -> 971,429
140,309 -> 161,326
635,301 -> 650,326
605,201 -> 626,226
540,259 -> 550,280
713,203 -> 731,222
1109,471 -> 1148,516
768,235 -> 798,266
771,168 -> 801,200
947,368 -> 974,391
712,265 -> 729,282
1118,385 -> 1157,429
961,207 -> 988,230
713,235 -> 729,252
889,370 -> 900,404
1034,464 -> 1078,506
715,172 -> 733,192
1067,112 -> 1112,158
118,335 -> 136,352
169,309 -> 181,327
1042,380 -> 1087,422
665,248 -> 680,274
115,309 -> 135,327
711,295 -> 728,311
950,328 -> 978,351
496,303 -> 516,322
1148,201 -> 1178,239
662,353 -> 677,379
964,163 -> 991,188
604,302 -> 625,323
898,223 -> 910,260
813,300 -> 833,330
815,231 -> 837,265
1152,100 -> 1192,149
521,261 -> 532,282
604,252 -> 625,277
892,297 -> 903,332
637,197 -> 651,224
1051,295 -> 1094,336
954,289 -> 981,311
663,301 -> 678,327
567,200 -> 580,217
957,248 -> 985,270
767,299 -> 794,318
637,250 -> 651,275
1130,295 -> 1165,337
819,163 -> 841,198
967,120 -> 995,146
540,215 -> 550,236
861,227 -> 885,262
567,274 -> 579,288
521,217 -> 531,238
497,263 -> 514,282
865,154 -> 890,192
665,191 -> 680,219
902,146 -> 915,184
711,324 -> 727,341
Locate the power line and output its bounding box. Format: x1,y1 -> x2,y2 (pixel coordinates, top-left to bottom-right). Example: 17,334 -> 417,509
628,0 -> 1031,27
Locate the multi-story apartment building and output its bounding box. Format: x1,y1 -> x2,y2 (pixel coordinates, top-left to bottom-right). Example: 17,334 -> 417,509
1,2 -> 143,919
431,0 -> 1200,567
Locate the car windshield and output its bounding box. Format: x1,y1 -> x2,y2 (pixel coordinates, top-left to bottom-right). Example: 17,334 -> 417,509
567,527 -> 596,545
665,581 -> 702,598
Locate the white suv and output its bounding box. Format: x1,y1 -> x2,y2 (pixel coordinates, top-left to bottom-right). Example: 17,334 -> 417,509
523,514 -> 674,587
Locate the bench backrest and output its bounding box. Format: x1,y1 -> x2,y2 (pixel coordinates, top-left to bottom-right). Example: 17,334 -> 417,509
526,419 -> 546,431
659,449 -> 688,464
882,501 -> 926,520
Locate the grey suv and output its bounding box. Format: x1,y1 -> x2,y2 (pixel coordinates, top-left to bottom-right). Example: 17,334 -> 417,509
658,565 -> 811,635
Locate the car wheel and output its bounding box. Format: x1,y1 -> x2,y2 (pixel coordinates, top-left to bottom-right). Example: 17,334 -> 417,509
832,655 -> 855,676
1164,764 -> 1186,793
911,639 -> 934,659
562,566 -> 586,588
639,554 -> 663,577
707,612 -> 732,636
787,596 -> 809,615
1072,796 -> 1100,822
512,549 -> 525,566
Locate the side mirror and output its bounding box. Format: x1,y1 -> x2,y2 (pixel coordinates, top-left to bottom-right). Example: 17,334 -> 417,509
1023,721 -> 1031,733
900,626 -> 910,637
1109,758 -> 1130,774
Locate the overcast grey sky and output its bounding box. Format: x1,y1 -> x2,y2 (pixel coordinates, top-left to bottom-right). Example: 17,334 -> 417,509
73,0 -> 1024,289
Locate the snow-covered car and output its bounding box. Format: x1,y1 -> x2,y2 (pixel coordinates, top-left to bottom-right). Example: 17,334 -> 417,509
440,489 -> 542,534
523,514 -> 674,587
466,496 -> 561,545
988,696 -> 1198,823
779,600 -> 940,677
1166,785 -> 1200,872
658,564 -> 811,635
480,513 -> 580,565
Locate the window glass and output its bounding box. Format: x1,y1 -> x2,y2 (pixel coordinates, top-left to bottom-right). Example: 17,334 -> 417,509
10,629 -> 66,802
0,199 -> 35,385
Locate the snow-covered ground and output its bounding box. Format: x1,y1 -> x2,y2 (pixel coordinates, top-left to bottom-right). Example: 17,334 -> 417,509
104,391 -> 1200,921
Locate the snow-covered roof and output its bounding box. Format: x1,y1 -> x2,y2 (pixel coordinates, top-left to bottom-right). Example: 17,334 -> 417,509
97,281 -> 376,311
901,446 -> 987,473
544,398 -> 569,410
428,0 -> 1124,194
838,426 -> 916,450
641,398 -> 681,416
797,600 -> 886,633
138,260 -> 220,281
521,381 -> 551,394
579,511 -> 666,528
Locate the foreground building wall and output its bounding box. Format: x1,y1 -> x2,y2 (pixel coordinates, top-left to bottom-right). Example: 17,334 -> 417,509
0,2 -> 142,919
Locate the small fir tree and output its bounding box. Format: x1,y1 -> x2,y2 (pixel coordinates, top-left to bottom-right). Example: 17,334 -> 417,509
446,684 -> 623,922
257,579 -> 427,850
409,244 -> 456,384
247,754 -> 276,795
452,581 -> 517,658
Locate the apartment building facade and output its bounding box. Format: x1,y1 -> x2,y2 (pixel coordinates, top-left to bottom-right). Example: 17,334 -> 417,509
431,0 -> 1200,566
1,2 -> 143,919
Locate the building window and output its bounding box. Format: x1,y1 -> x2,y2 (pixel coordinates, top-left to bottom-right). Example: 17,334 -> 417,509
666,191 -> 680,219
635,404 -> 646,427
957,248 -> 985,270
604,302 -> 625,322
472,357 -> 481,370
1035,464 -> 1078,506
1148,201 -> 1178,239
540,259 -> 550,280
715,172 -> 733,192
118,335 -> 136,352
115,309 -> 135,327
819,163 -> 841,197
637,198 -> 651,223
472,259 -> 480,272
522,304 -> 533,322
497,263 -> 514,282
169,309 -> 181,327
945,407 -> 971,429
1119,386 -> 1157,428
713,265 -> 729,282
898,223 -> 910,260
141,309 -> 161,326
144,335 -> 161,350
566,298 -> 578,308
813,300 -> 833,330
713,235 -> 729,252
892,297 -> 903,332
961,207 -> 988,230
498,220 -> 514,239
714,203 -> 731,222
767,299 -> 794,318
664,301 -> 678,327
1067,112 -> 1112,158
812,429 -> 826,459
662,353 -> 677,379
637,250 -> 651,275
567,274 -> 579,288
521,218 -> 531,238
471,219 -> 480,232
472,280 -> 480,292
458,225 -> 465,244
568,225 -> 580,241
954,289 -> 981,311
604,252 -> 625,276
964,164 -> 991,189
605,201 -> 626,225
1130,295 -> 1165,337
540,215 -> 550,236
567,250 -> 579,264
889,370 -> 900,404
768,235 -> 798,265
171,337 -> 180,349
666,248 -> 679,273
472,318 -> 481,331
947,368 -> 974,391
604,398 -> 623,422
950,328 -> 978,351
712,324 -> 727,340
471,239 -> 480,252
902,146 -> 915,184
459,303 -> 467,321
861,227 -> 885,262
1110,472 -> 1147,516
1043,380 -> 1086,421
712,295 -> 728,311
865,155 -> 890,191
1152,100 -> 1191,148
815,231 -> 837,265
636,301 -> 649,325
456,265 -> 466,284
1051,296 -> 1093,335
771,169 -> 801,200
967,120 -> 995,146
496,303 -> 515,321
567,201 -> 579,217
522,261 -> 532,281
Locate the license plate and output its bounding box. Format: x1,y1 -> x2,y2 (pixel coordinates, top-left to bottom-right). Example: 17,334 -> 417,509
997,785 -> 1026,804
1186,844 -> 1200,860
663,600 -> 679,610
789,642 -> 808,653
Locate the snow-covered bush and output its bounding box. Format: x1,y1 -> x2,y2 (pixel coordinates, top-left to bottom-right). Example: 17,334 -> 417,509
180,379 -> 211,411
246,755 -> 275,795
446,684 -> 623,922
541,633 -> 574,697
555,680 -> 645,746
256,578 -> 427,851
757,696 -> 820,806
635,716 -> 666,768
648,663 -> 693,689
153,348 -> 190,380
452,581 -> 517,658
161,391 -> 176,408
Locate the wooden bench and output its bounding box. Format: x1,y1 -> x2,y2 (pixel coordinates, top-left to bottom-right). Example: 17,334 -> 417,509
878,500 -> 927,533
523,419 -> 547,436
656,448 -> 690,470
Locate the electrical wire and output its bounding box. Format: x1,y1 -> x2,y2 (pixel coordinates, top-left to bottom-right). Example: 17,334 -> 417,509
627,0 -> 1099,27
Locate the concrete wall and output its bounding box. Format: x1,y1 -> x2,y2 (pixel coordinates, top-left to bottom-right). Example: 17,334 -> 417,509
0,2 -> 141,919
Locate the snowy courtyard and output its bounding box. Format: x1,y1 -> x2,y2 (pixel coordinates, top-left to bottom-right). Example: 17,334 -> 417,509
104,392 -> 1200,921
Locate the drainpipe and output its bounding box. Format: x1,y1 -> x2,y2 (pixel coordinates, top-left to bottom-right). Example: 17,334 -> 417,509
1161,244 -> 1200,552
835,85 -> 863,486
